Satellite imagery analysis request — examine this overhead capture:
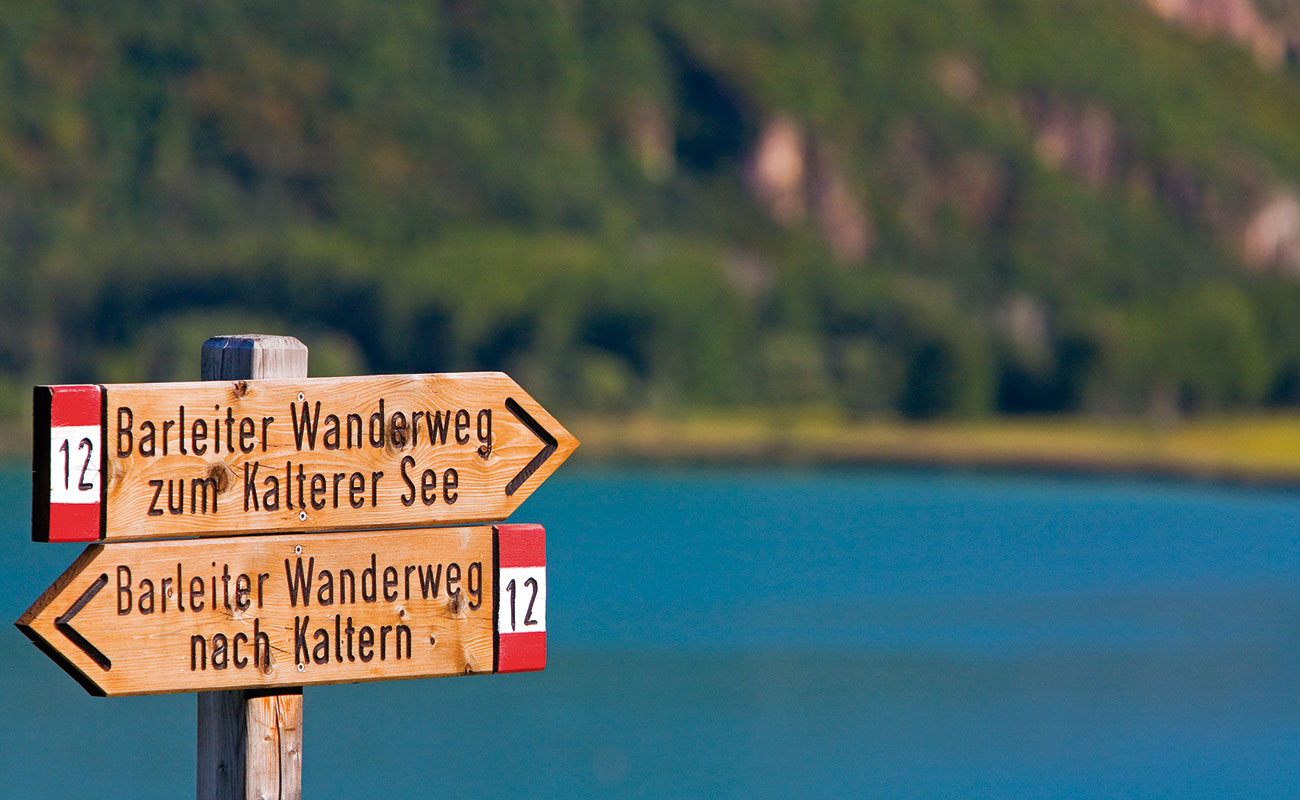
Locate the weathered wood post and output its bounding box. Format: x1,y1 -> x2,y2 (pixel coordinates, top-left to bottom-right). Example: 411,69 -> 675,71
196,335 -> 306,800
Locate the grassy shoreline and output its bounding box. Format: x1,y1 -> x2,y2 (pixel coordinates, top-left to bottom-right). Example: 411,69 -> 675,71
569,412 -> 1300,488
2,412 -> 1299,488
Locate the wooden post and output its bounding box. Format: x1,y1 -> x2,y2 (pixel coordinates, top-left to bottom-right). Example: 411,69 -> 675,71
197,335 -> 307,800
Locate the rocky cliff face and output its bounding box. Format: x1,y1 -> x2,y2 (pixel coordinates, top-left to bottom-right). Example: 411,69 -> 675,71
747,115 -> 874,263
1140,0 -> 1296,67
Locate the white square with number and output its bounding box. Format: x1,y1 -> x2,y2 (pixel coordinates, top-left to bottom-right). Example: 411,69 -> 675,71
498,567 -> 546,633
49,426 -> 101,503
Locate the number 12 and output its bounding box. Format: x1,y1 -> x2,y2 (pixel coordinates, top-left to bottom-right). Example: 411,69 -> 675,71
58,437 -> 94,491
504,577 -> 539,631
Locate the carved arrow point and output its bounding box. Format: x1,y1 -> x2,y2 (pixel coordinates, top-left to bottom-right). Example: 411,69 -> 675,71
55,573 -> 111,671
504,398 -> 558,496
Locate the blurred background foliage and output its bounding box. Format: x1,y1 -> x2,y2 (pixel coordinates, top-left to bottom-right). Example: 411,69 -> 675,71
4,0 -> 1300,430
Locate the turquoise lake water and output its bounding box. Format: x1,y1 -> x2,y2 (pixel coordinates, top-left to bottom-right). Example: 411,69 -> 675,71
2,462 -> 1299,798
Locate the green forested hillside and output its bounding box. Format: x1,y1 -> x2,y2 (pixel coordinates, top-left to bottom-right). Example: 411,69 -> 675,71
3,0 -> 1300,431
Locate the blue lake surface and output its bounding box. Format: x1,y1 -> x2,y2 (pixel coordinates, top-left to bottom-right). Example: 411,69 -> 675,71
2,462 -> 1299,798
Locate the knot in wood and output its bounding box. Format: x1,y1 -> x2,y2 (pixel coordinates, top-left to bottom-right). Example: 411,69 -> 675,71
389,423 -> 408,449
449,593 -> 463,615
232,380 -> 248,397
206,462 -> 235,492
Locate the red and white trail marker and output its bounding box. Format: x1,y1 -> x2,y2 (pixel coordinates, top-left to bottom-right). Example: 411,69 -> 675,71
496,523 -> 547,673
35,385 -> 104,543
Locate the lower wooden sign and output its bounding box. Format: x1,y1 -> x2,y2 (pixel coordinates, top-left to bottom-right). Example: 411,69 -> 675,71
15,524 -> 546,697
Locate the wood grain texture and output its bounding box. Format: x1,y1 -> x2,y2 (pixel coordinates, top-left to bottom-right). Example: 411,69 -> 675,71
196,689 -> 303,800
198,335 -> 306,800
54,371 -> 577,541
18,525 -> 504,697
201,336 -> 308,382
245,690 -> 302,800
197,690 -> 247,799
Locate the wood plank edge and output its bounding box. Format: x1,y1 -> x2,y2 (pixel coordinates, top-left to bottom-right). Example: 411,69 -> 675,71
15,544 -> 104,626
31,386 -> 51,542
14,620 -> 106,697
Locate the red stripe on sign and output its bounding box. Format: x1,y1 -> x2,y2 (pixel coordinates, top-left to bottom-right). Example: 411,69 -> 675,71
47,503 -> 100,543
498,524 -> 545,568
50,385 -> 100,427
498,630 -> 546,673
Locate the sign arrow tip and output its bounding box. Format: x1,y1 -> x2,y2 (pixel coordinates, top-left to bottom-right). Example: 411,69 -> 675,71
54,573 -> 112,671
504,397 -> 559,496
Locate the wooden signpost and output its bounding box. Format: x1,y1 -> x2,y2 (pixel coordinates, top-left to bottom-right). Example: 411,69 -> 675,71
16,334 -> 574,800
16,523 -> 547,696
33,373 -> 577,542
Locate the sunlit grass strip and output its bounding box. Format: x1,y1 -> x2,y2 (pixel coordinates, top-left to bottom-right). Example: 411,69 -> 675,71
572,412 -> 1300,485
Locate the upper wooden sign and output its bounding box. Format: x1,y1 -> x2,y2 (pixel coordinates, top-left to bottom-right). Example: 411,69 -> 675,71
33,373 -> 578,542
16,524 -> 546,696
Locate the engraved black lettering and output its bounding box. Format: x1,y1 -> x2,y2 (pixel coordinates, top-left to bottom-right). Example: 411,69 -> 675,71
191,635 -> 207,670
235,573 -> 251,610
323,414 -> 340,449
524,577 -> 539,625
477,409 -> 492,457
167,479 -> 184,515
244,462 -> 260,511
349,472 -> 365,508
139,420 -> 156,457
386,449 -> 409,496
421,468 -> 437,505
148,479 -> 164,516
138,578 -> 155,614
368,399 -> 385,447
117,407 -> 133,456
358,626 -> 374,662
294,616 -> 310,665
233,633 -> 248,668
292,401 -> 321,450
362,553 -> 377,602
254,618 -> 270,670
455,409 -> 470,444
316,569 -> 334,606
468,562 -> 482,609
117,566 -> 132,614
396,624 -> 411,659
190,576 -> 205,611
212,633 -> 228,669
332,472 -> 345,508
192,418 -> 208,455
427,411 -> 450,445
285,557 -> 314,607
418,564 -> 442,599
411,411 -> 424,447
443,468 -> 458,504
310,473 -> 326,510
191,477 -> 218,514
239,417 -> 255,454
262,473 -> 280,511
446,562 -> 461,598
313,628 -> 329,664
73,437 -> 93,491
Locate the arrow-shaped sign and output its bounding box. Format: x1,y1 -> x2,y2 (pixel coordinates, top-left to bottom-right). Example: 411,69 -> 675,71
32,373 -> 578,542
16,524 -> 547,697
